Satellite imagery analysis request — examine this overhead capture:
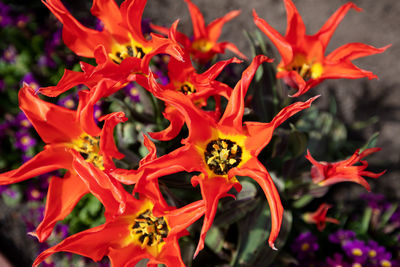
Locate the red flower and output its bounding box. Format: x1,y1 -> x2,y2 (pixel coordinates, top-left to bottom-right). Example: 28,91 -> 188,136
33,157 -> 205,267
253,0 -> 390,97
150,55 -> 241,141
305,148 -> 386,191
303,203 -> 339,231
0,84 -> 127,242
151,0 -> 246,64
44,0 -> 183,67
112,55 -> 318,255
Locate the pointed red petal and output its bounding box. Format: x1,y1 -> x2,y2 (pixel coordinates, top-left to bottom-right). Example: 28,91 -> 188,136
230,158 -> 283,250
283,0 -> 306,45
185,0 -> 207,38
253,9 -> 293,64
43,0 -> 112,57
326,43 -> 390,62
0,145 -> 72,185
33,172 -> 88,242
166,200 -> 205,235
206,10 -> 240,42
245,96 -> 318,155
316,2 -> 361,49
19,85 -> 82,143
148,108 -> 186,141
220,55 -> 272,129
192,175 -> 237,257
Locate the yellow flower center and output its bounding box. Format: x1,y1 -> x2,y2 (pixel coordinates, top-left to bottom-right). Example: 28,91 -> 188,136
109,35 -> 152,64
178,82 -> 196,95
381,260 -> 392,267
192,39 -> 213,53
352,263 -> 362,267
131,209 -> 169,249
20,119 -> 30,127
352,248 -> 363,257
64,99 -> 75,109
301,243 -> 310,251
280,54 -> 324,80
204,139 -> 242,175
70,133 -> 104,170
21,136 -> 31,145
369,249 -> 377,258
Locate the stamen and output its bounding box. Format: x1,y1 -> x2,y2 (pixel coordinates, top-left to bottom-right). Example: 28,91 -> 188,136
71,133 -> 104,170
110,44 -> 147,64
204,139 -> 242,175
131,209 -> 169,248
178,82 -> 196,95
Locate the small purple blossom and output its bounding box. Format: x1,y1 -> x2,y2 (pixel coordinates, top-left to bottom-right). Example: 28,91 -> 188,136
26,185 -> 45,201
343,239 -> 368,264
21,73 -> 39,91
123,82 -> 140,102
54,224 -> 69,240
291,232 -> 319,260
154,69 -> 169,86
94,18 -> 104,31
0,3 -> 12,27
15,131 -> 37,152
38,55 -> 57,69
2,46 -> 17,63
58,94 -> 78,109
361,193 -> 391,211
0,185 -> 17,199
327,253 -> 349,267
0,79 -> 5,92
15,14 -> 29,28
14,112 -> 32,129
329,230 -> 356,245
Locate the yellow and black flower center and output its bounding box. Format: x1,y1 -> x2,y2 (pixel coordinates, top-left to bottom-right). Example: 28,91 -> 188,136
204,139 -> 242,175
178,82 -> 196,95
71,133 -> 104,170
280,54 -> 323,80
131,209 -> 169,248
192,39 -> 213,53
110,44 -> 146,64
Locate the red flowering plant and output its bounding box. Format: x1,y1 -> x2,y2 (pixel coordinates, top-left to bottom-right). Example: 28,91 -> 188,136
110,55 -> 318,256
0,84 -> 128,242
33,155 -> 205,267
149,54 -> 241,141
303,203 -> 339,231
253,0 -> 390,97
151,0 -> 246,64
43,0 -> 183,68
0,0 -> 396,266
305,147 -> 386,191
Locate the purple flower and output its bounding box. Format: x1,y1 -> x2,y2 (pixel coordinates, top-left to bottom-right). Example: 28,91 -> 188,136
361,193 -> 390,211
0,3 -> 12,27
15,14 -> 29,28
154,69 -> 169,86
0,185 -> 17,199
329,230 -> 356,245
94,18 -> 104,31
15,131 -> 36,152
123,82 -> 140,102
26,185 -> 44,201
327,253 -> 350,267
57,94 -> 78,109
38,55 -> 56,69
2,46 -> 17,63
54,224 -> 69,240
291,232 -> 319,260
21,73 -> 39,91
14,112 -> 32,129
343,239 -> 368,264
141,18 -> 152,36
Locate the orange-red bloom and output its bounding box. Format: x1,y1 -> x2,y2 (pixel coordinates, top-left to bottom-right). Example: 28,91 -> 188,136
253,0 -> 390,97
44,0 -> 183,67
0,84 -> 127,242
150,55 -> 241,141
151,0 -> 246,64
112,55 -> 318,255
303,203 -> 339,231
33,157 -> 205,267
305,148 -> 386,191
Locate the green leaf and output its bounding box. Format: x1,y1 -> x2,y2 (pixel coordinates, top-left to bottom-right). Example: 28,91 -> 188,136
360,207 -> 373,234
204,226 -> 225,253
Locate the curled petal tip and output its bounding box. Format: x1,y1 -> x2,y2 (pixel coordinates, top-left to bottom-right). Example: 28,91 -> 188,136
269,242 -> 278,251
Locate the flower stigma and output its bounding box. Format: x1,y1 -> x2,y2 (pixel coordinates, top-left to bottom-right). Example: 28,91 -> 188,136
131,209 -> 169,249
178,82 -> 196,95
71,133 -> 104,170
204,139 -> 242,175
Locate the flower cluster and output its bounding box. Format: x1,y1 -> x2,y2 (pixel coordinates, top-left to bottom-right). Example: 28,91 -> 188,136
0,0 -> 392,266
